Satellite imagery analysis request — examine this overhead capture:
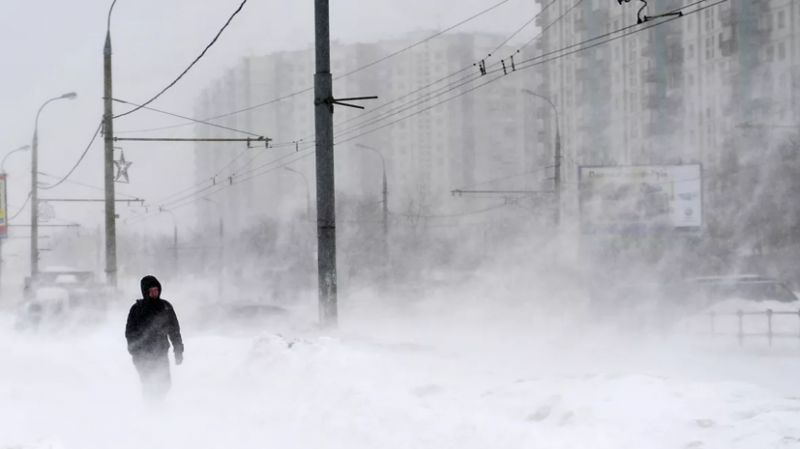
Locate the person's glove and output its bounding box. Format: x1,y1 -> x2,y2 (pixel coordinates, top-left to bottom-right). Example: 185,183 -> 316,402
175,352 -> 184,366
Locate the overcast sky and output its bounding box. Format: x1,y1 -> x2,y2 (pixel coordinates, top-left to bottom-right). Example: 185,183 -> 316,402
0,0 -> 537,259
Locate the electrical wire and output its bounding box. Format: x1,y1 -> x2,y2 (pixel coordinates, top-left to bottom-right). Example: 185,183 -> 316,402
125,148 -> 315,224
38,171 -> 141,199
319,0 -> 573,140
114,0 -> 519,134
303,0 -> 582,142
113,0 -> 249,120
484,0 -> 561,60
113,99 -> 264,137
41,120 -> 103,191
335,2 -> 715,146
126,2 -> 647,220
393,203 -> 509,219
338,0 -> 516,80
125,1 -> 723,225
455,165 -> 556,191
9,192 -> 32,221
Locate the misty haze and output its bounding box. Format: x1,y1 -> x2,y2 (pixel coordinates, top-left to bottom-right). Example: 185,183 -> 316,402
2,0 -> 800,448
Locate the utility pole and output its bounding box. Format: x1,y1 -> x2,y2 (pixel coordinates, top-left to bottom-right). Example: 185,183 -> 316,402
315,0 -> 337,327
103,16 -> 118,288
314,1 -> 376,325
521,89 -> 561,227
31,93 -> 76,282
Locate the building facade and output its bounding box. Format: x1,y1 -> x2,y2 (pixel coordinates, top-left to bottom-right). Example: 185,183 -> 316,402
531,0 -> 800,220
193,32 -> 536,233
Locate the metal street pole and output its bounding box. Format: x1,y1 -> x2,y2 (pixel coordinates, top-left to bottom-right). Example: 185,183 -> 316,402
31,93 -> 76,282
522,89 -> 561,227
353,143 -> 389,279
104,0 -> 119,288
315,0 -> 337,327
284,167 -> 311,219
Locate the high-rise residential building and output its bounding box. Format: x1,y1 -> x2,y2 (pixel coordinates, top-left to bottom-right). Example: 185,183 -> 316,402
531,0 -> 800,217
193,32 -> 533,233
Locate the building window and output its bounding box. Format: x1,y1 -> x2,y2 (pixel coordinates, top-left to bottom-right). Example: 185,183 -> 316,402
779,10 -> 786,29
779,42 -> 787,60
705,36 -> 715,60
704,8 -> 714,32
767,46 -> 775,62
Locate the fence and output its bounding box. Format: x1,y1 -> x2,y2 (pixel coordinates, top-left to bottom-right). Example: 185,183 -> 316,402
700,309 -> 800,346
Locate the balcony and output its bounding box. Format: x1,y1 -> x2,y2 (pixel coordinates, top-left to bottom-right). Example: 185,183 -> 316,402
753,27 -> 771,46
720,8 -> 736,27
574,17 -> 587,32
642,93 -> 682,113
643,69 -> 659,84
720,38 -> 738,57
665,43 -> 684,64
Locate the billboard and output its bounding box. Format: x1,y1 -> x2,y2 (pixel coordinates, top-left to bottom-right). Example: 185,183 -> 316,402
578,164 -> 702,234
0,174 -> 6,239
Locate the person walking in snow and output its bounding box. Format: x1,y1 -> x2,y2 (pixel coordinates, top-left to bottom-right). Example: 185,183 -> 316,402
125,275 -> 184,402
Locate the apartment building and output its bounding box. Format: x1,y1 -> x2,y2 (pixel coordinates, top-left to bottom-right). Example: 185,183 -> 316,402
193,32 -> 533,232
531,0 -> 800,217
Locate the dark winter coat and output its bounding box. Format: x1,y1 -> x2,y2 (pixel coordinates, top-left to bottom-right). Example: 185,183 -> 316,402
125,275 -> 184,357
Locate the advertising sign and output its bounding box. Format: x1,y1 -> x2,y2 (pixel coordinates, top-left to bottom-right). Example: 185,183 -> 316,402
0,174 -> 7,239
578,164 -> 702,234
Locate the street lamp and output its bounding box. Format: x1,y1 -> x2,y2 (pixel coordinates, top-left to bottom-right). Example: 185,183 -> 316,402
284,167 -> 311,219
353,143 -> 389,285
2,145 -> 31,173
521,88 -> 561,226
31,92 -> 77,281
353,143 -> 388,233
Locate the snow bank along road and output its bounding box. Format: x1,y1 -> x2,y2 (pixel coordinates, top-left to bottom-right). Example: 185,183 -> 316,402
2,305 -> 800,449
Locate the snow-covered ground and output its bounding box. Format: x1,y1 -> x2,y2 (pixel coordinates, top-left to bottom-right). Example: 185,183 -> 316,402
2,289 -> 800,449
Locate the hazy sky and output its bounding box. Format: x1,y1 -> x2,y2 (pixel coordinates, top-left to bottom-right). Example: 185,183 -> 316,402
0,0 -> 536,259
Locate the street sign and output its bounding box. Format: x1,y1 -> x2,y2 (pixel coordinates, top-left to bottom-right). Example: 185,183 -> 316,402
578,164 -> 703,234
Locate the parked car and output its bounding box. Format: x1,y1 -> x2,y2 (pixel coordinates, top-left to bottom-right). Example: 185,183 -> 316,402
15,267 -> 107,331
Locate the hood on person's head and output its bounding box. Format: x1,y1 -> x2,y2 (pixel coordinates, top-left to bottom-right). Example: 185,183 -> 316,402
140,275 -> 162,299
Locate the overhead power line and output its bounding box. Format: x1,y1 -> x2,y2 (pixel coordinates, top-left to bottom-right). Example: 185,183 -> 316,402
126,0 -> 636,219
335,0 -> 722,147
41,120 -> 103,191
126,0 -> 723,225
114,0 -> 520,134
113,98 -> 264,137
340,0 -> 516,80
295,0 -> 577,143
484,0 -> 562,60
38,171 -> 141,199
113,0 -> 249,119
9,192 -> 32,221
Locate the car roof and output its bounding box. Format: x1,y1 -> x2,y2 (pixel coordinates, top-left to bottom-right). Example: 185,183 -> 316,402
687,275 -> 780,283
